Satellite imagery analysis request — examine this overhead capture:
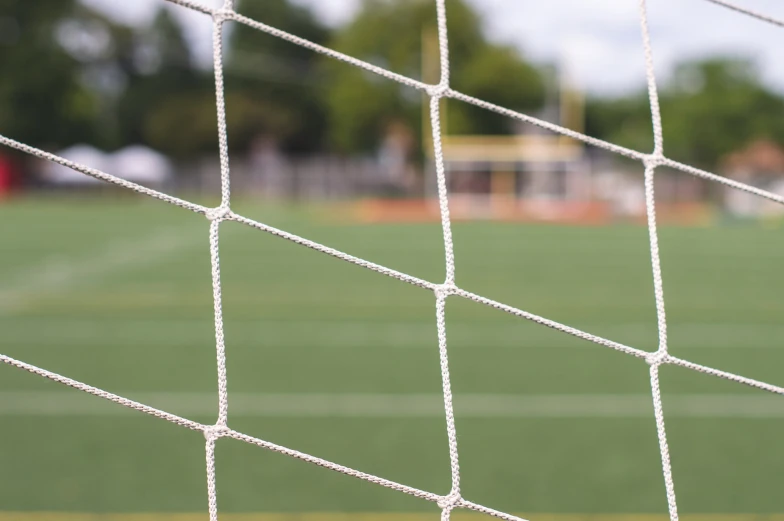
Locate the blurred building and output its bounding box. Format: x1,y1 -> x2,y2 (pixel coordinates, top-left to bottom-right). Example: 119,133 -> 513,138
591,157 -> 708,224
422,61 -> 605,224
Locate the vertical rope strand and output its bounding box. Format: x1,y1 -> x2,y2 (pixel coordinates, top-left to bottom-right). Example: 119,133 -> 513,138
213,13 -> 232,207
205,9 -> 234,519
435,0 -> 450,87
644,165 -> 668,353
430,95 -> 456,285
209,218 -> 229,426
205,433 -> 220,521
638,1 -> 677,518
430,0 -> 455,285
431,2 -> 461,517
209,0 -> 232,439
436,292 -> 461,502
638,0 -> 664,156
649,363 -> 679,521
644,164 -> 678,521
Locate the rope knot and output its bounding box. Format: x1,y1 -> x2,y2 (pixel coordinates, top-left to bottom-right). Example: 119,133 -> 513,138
434,283 -> 457,299
204,424 -> 229,441
643,153 -> 664,169
206,206 -> 231,222
646,350 -> 669,366
437,491 -> 462,510
213,8 -> 233,22
427,83 -> 450,98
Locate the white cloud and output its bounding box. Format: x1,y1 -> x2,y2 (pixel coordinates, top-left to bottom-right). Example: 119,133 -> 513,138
477,0 -> 784,93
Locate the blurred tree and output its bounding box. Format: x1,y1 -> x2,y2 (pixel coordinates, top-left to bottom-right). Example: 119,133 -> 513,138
117,7 -> 215,157
586,57 -> 784,170
225,0 -> 329,153
324,0 -> 545,154
0,0 -> 101,148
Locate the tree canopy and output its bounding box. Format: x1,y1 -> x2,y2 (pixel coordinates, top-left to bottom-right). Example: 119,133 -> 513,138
117,7 -> 214,157
223,0 -> 330,153
586,57 -> 784,170
6,1 -> 781,173
0,0 -> 105,148
323,0 -> 546,154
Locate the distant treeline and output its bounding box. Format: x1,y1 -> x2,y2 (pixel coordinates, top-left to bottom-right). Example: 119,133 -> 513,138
2,0 -> 783,170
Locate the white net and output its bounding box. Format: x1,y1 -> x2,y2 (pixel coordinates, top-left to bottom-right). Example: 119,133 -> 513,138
2,0 -> 784,520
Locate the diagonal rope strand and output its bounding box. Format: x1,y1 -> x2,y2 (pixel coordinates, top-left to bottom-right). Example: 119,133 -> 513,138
705,0 -> 784,27
226,10 -> 429,92
0,135 -> 209,213
453,288 -> 649,358
445,89 -> 649,161
5,349 -> 784,506
0,354 -> 206,431
667,356 -> 784,394
661,156 -> 784,204
227,212 -> 438,290
165,0 -> 217,16
223,428 -> 443,502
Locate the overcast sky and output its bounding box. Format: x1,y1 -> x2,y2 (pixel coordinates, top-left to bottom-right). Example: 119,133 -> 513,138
83,0 -> 784,95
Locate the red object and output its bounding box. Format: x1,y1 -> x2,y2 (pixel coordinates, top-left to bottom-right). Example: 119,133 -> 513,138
0,153 -> 15,197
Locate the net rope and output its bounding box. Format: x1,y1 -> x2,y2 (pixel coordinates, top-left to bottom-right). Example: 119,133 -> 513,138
2,1 -> 784,520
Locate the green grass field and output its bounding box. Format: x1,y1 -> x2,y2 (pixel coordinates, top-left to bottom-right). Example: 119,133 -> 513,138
2,197 -> 784,517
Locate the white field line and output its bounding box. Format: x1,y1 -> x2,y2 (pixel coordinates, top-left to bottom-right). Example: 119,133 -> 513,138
0,226 -> 205,314
2,392 -> 784,418
2,319 -> 784,350
5,514 -> 784,521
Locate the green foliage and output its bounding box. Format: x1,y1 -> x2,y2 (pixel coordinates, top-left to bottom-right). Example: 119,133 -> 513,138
108,0 -> 333,157
324,0 -> 545,153
449,44 -> 544,135
2,0 -> 335,157
117,7 -> 213,157
586,57 -> 784,169
0,0 -> 100,148
140,92 -> 219,157
1,0 -> 541,158
225,0 -> 330,152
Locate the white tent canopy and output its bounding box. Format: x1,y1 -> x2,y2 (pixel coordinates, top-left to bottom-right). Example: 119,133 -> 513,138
112,145 -> 173,184
42,145 -> 172,186
42,145 -> 106,184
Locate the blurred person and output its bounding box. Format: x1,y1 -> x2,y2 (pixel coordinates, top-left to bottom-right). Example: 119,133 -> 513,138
378,120 -> 416,190
250,134 -> 288,198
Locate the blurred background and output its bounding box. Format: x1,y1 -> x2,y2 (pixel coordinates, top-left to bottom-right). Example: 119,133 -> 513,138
3,0 -> 784,519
